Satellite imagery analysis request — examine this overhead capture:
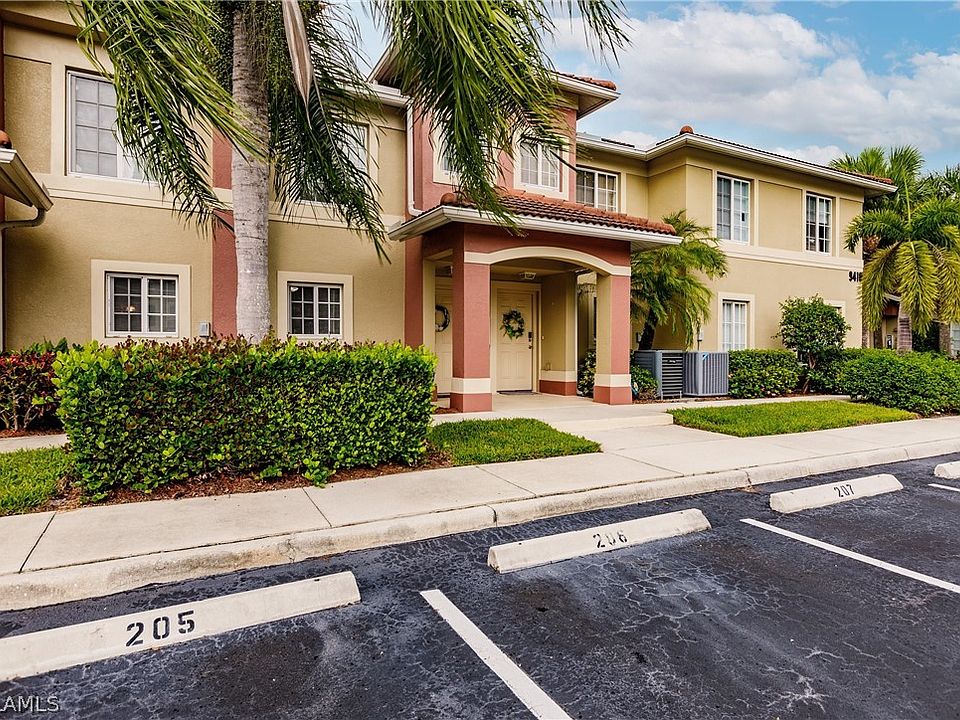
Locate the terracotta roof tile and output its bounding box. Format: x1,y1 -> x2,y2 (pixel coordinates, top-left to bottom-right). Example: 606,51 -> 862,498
437,190 -> 676,235
557,72 -> 617,92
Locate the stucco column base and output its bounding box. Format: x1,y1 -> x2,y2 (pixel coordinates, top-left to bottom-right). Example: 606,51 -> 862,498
539,380 -> 578,396
593,385 -> 633,405
450,392 -> 493,413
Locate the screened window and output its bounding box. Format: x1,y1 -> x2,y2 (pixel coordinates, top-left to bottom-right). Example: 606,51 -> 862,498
107,273 -> 177,336
289,283 -> 343,338
519,142 -> 560,190
344,124 -> 367,173
576,168 -> 618,211
722,300 -> 748,351
717,175 -> 750,243
69,72 -> 142,180
806,194 -> 832,253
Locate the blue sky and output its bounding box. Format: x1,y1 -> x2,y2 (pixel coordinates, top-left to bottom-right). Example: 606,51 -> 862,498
349,1 -> 960,171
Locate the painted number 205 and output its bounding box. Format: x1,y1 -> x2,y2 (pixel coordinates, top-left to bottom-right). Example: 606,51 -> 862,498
126,610 -> 196,647
594,531 -> 628,549
834,483 -> 855,498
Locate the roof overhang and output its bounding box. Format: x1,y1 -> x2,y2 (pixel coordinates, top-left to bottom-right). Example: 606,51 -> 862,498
388,205 -> 680,252
0,149 -> 52,211
577,132 -> 898,198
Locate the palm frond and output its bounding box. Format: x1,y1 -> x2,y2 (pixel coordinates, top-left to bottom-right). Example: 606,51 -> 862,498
894,240 -> 938,333
935,248 -> 960,324
910,197 -> 960,250
69,0 -> 264,226
845,209 -> 908,251
859,243 -> 898,330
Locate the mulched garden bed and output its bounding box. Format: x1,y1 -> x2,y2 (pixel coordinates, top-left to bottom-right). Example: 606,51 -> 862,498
0,427 -> 65,439
37,449 -> 453,513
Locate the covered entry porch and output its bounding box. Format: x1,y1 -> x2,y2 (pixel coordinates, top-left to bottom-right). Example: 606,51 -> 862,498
393,192 -> 678,412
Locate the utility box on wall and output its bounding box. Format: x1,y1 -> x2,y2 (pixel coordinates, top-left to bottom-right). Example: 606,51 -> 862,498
683,351 -> 729,397
632,350 -> 684,399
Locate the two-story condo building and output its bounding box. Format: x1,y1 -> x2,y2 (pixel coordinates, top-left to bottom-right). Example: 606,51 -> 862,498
0,3 -> 894,412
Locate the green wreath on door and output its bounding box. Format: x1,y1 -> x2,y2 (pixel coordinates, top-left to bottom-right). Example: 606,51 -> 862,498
501,309 -> 525,339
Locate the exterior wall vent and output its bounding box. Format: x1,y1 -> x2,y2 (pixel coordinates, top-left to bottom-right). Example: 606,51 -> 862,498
683,351 -> 730,396
632,350 -> 684,399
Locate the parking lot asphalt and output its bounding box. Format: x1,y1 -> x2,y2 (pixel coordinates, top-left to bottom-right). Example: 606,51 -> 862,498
2,452 -> 960,720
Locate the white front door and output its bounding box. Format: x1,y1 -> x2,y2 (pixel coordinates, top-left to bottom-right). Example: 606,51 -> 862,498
496,290 -> 535,392
435,287 -> 453,394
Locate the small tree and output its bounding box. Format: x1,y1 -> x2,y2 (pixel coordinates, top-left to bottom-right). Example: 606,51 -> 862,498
778,296 -> 850,393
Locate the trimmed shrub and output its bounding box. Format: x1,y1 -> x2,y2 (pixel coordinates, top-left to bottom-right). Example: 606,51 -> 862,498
577,349 -> 596,397
807,347 -> 875,394
839,350 -> 960,415
631,365 -> 658,400
54,339 -> 436,495
728,349 -> 803,398
0,351 -> 59,431
778,296 -> 849,392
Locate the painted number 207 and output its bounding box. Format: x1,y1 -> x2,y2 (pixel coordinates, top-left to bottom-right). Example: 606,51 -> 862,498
834,483 -> 855,498
593,530 -> 628,549
126,610 -> 196,647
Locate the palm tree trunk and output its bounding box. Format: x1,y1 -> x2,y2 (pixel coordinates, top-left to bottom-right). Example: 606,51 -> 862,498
897,308 -> 913,352
232,10 -> 271,341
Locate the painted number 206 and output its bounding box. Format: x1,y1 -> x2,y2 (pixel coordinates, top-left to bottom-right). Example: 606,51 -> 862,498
126,610 -> 196,647
834,483 -> 855,498
593,531 -> 628,549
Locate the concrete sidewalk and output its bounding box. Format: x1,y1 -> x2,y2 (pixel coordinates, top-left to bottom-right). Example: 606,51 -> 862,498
2,414 -> 959,610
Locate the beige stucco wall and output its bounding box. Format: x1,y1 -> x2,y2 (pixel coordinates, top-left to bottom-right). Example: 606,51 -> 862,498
539,272 -> 576,373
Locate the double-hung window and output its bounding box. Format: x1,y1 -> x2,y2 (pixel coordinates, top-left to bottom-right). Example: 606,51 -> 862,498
717,175 -> 750,243
107,273 -> 178,336
806,194 -> 832,253
519,142 -> 560,190
721,300 -> 749,351
288,282 -> 343,338
69,72 -> 143,180
576,168 -> 618,211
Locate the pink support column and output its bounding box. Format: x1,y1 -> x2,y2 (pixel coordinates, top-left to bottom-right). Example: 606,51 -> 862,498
593,273 -> 632,405
451,251 -> 492,412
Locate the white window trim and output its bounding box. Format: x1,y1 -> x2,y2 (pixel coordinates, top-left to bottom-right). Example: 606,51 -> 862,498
575,166 -> 619,212
66,70 -> 146,184
804,191 -> 835,255
715,173 -> 752,245
431,130 -> 459,186
91,260 -> 191,344
717,292 -> 755,352
277,271 -> 354,344
514,140 -> 566,198
298,123 -> 375,208
825,299 -> 846,318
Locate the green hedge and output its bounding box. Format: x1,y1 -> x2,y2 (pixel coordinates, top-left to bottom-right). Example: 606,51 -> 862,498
54,339 -> 436,495
839,350 -> 960,415
631,365 -> 657,400
728,349 -> 803,398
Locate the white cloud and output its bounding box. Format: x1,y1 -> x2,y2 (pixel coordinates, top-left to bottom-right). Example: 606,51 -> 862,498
608,130 -> 658,149
772,144 -> 845,165
551,4 -> 960,157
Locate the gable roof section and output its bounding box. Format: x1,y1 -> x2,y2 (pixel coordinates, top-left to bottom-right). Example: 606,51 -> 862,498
577,131 -> 898,197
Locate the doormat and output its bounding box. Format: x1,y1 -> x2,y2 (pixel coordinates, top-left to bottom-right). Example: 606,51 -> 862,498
497,390 -> 539,395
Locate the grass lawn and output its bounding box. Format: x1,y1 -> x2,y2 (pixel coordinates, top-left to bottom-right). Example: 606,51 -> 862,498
428,418 -> 599,465
669,400 -> 917,438
0,447 -> 72,516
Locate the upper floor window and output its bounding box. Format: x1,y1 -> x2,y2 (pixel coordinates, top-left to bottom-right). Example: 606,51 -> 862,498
806,194 -> 832,253
288,282 -> 343,339
69,72 -> 143,180
717,175 -> 750,243
519,142 -> 559,190
344,124 -> 368,173
107,272 -> 178,336
576,168 -> 618,212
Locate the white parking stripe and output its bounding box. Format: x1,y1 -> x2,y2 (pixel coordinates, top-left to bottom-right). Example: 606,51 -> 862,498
741,519 -> 960,595
0,572 -> 360,682
929,483 -> 960,494
421,589 -> 571,720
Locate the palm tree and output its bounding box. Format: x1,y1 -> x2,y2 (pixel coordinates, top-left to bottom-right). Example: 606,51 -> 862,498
924,164 -> 960,201
68,0 -> 628,340
630,211 -> 728,349
831,145 -> 930,348
846,197 -> 960,349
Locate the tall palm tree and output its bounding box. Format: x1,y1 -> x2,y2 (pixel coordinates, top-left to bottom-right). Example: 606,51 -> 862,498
924,164 -> 960,201
831,145 -> 930,348
630,210 -> 728,349
68,0 -> 628,340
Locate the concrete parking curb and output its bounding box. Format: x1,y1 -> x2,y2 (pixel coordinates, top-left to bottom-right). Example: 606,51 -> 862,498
2,436 -> 959,611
